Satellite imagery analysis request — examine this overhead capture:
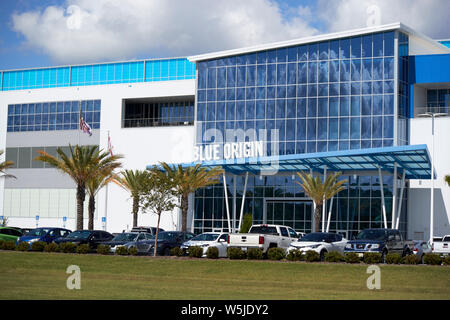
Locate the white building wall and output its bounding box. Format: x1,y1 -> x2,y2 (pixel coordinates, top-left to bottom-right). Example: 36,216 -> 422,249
0,79 -> 196,233
409,117 -> 450,240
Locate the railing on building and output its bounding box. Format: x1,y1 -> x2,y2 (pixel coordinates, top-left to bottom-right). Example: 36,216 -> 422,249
414,106 -> 449,118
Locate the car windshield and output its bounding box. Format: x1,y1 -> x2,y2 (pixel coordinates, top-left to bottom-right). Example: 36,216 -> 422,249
112,233 -> 139,241
25,228 -> 51,237
298,233 -> 329,242
66,231 -> 92,239
191,233 -> 219,242
157,232 -> 179,241
356,230 -> 387,241
249,226 -> 278,235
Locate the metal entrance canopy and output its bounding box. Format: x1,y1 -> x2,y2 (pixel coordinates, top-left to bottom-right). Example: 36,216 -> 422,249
161,144 -> 432,179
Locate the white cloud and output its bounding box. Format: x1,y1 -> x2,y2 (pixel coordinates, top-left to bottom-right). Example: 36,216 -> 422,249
11,0 -> 319,64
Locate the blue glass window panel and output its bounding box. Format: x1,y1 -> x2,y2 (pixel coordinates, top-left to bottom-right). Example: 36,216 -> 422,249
225,56 -> 236,66
384,81 -> 394,94
236,101 -> 245,119
340,97 -> 349,116
339,141 -> 349,151
28,104 -> 35,114
246,66 -> 256,86
308,44 -> 318,61
257,65 -> 266,86
339,118 -> 349,139
384,58 -> 394,79
94,112 -> 100,123
63,113 -> 70,124
319,42 -> 329,60
257,51 -> 267,64
373,33 -> 383,57
237,66 -> 246,87
308,62 -> 317,82
198,64 -> 207,89
362,82 -> 372,95
226,88 -> 235,100
362,96 -> 371,115
247,53 -> 256,65
318,98 -> 328,117
308,84 -> 317,97
207,103 -> 216,121
256,101 -> 265,119
246,101 -> 255,120
298,45 -> 308,61
246,87 -> 255,100
276,99 -> 286,118
307,98 -> 317,117
296,119 -> 306,140
277,64 -> 287,85
56,102 -> 63,113
318,119 -> 327,140
384,95 -> 394,115
351,82 -> 361,95
351,60 -> 361,81
50,103 -> 57,113
41,114 -> 48,125
373,95 -> 383,115
307,119 -> 316,140
373,81 -> 383,94
286,99 -> 296,118
277,48 -> 287,62
330,40 -> 339,60
287,85 -> 296,98
21,104 -> 28,114
351,37 -> 361,58
267,86 -> 276,99
226,67 -> 236,87
197,103 -> 206,121
318,84 -> 328,97
217,68 -> 226,87
256,87 -> 266,99
362,35 -> 372,57
27,114 -> 34,125
198,90 -> 206,102
276,120 -> 286,141
305,142 -> 315,153
268,50 -> 277,63
287,63 -> 296,84
329,97 -> 339,116
63,101 -> 71,113
330,83 -> 339,96
288,47 -> 297,62
384,32 -> 395,56
216,102 -> 225,121
276,86 -> 286,99
267,64 -> 276,85
207,89 -> 216,101
329,60 -> 339,82
236,88 -> 245,100
207,68 -> 217,88
372,116 -> 382,138
297,84 -> 307,97
35,114 -> 41,125
361,140 -> 371,149
297,98 -> 306,118
7,115 -> 13,126
319,61 -> 329,83
256,120 -> 265,133
286,119 -> 296,140
14,115 -> 20,126
383,139 -> 393,147
340,60 -> 350,81
298,63 -> 307,83
49,113 -> 56,125
14,104 -> 21,114
329,118 -> 338,139
350,141 -> 361,150
340,83 -> 350,96
362,59 -> 372,81
226,102 -> 235,121
351,96 -> 361,116
350,118 -> 361,139
384,116 -> 394,138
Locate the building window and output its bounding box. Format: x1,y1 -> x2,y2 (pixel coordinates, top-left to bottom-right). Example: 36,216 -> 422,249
123,100 -> 194,128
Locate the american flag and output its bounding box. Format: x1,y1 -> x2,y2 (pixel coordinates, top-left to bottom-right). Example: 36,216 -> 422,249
79,115 -> 92,137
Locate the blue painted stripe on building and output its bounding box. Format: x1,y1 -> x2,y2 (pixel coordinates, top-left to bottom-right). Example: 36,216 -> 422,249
410,54 -> 450,84
439,40 -> 450,48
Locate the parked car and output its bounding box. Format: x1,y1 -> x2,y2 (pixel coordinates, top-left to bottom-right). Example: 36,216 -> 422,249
54,230 -> 114,250
228,224 -> 299,253
412,240 -> 432,263
181,232 -> 229,257
17,227 -> 72,245
130,226 -> 165,235
344,229 -> 414,262
287,232 -> 348,260
104,232 -> 154,253
130,231 -> 195,256
432,235 -> 450,256
0,227 -> 24,242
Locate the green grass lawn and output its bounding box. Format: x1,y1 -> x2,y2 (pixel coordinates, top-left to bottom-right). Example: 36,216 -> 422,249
0,250 -> 449,300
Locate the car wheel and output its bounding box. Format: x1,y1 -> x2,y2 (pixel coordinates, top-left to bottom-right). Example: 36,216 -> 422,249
320,250 -> 327,262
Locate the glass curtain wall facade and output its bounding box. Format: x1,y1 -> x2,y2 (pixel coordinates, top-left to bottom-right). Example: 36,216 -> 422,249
193,31 -> 408,237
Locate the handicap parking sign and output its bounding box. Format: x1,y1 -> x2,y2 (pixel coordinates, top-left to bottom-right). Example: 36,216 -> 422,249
36,215 -> 39,221
63,216 -> 67,222
101,217 -> 106,223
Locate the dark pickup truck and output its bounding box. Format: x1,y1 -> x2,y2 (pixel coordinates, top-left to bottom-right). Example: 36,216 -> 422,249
344,229 -> 414,262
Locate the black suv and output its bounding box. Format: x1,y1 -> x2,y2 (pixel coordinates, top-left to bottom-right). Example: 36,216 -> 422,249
344,229 -> 414,261
54,230 -> 114,250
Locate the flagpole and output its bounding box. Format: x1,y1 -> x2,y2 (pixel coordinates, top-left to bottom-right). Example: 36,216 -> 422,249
78,101 -> 81,146
104,130 -> 110,231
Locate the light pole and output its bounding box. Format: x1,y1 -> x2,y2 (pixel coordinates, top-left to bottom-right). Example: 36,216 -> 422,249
417,110 -> 446,244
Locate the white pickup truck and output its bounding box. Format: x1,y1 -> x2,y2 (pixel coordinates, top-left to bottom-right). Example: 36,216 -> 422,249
432,235 -> 450,256
227,224 -> 299,253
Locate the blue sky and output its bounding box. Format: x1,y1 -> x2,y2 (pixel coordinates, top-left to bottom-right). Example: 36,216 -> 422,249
0,0 -> 448,70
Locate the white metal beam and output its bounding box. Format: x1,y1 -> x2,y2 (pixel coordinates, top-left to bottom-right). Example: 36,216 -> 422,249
326,197 -> 334,233
238,172 -> 249,232
395,170 -> 406,230
378,166 -> 388,229
392,162 -> 398,229
223,173 -> 232,233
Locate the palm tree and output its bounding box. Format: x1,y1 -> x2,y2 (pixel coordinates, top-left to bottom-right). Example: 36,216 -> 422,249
445,175 -> 450,187
113,169 -> 150,228
36,145 -> 122,230
296,171 -> 347,232
158,162 -> 223,232
0,150 -> 15,179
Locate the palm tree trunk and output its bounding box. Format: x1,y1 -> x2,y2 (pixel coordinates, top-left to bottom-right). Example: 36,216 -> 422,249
132,195 -> 139,227
314,204 -> 322,233
181,194 -> 189,232
153,211 -> 162,257
76,185 -> 85,230
88,194 -> 95,230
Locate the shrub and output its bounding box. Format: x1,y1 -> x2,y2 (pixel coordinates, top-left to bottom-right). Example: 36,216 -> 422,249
16,242 -> 30,251
44,243 -> 59,253
286,249 -> 304,262
189,246 -> 204,258
324,251 -> 344,263
267,247 -> 286,261
227,247 -> 246,259
385,253 -> 402,264
363,252 -> 382,264
305,250 -> 321,262
170,246 -> 184,257
31,241 -> 47,252
0,240 -> 5,249
59,242 -> 77,253
247,248 -> 264,260
97,245 -> 111,255
115,246 -> 129,255
401,254 -> 419,265
1,241 -> 16,250
423,253 -> 442,266
206,247 -> 219,259
344,252 -> 361,264
76,244 -> 90,254
443,256 -> 450,266
128,246 -> 138,256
